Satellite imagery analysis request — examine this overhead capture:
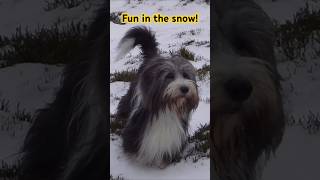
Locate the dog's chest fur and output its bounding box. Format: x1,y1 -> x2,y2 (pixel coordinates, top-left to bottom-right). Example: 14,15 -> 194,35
137,108 -> 187,164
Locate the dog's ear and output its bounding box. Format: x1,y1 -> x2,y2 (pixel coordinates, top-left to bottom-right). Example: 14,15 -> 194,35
115,26 -> 159,61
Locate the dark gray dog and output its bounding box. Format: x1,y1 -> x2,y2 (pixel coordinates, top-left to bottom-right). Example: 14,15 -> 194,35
115,26 -> 199,168
212,0 -> 285,179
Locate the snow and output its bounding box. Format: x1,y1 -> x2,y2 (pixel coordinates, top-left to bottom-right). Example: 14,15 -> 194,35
0,63 -> 63,112
262,59 -> 320,180
0,0 -> 102,36
110,135 -> 210,180
257,0 -> 320,23
256,1 -> 320,180
263,127 -> 320,180
0,63 -> 63,165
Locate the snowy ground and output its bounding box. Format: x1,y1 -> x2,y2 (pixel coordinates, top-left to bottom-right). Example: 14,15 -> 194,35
0,0 -> 102,36
0,64 -> 63,163
110,0 -> 210,179
258,0 -> 320,180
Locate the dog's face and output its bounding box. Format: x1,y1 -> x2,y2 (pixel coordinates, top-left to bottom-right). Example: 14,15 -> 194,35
212,53 -> 284,178
139,56 -> 199,117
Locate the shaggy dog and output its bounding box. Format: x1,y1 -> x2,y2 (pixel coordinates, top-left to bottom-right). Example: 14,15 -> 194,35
20,4 -> 107,180
212,0 -> 285,179
115,26 -> 199,168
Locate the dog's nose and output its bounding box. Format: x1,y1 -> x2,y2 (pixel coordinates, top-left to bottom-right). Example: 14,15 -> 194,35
180,86 -> 189,94
225,77 -> 252,102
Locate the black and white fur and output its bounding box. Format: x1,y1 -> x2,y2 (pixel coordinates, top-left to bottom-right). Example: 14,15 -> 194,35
115,27 -> 199,168
212,0 -> 285,180
20,3 -> 107,180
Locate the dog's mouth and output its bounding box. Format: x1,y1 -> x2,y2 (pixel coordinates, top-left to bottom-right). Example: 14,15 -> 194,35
166,93 -> 199,112
164,96 -> 198,120
177,94 -> 190,100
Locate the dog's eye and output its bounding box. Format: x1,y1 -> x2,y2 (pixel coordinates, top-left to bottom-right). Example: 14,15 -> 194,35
166,73 -> 175,79
183,72 -> 189,79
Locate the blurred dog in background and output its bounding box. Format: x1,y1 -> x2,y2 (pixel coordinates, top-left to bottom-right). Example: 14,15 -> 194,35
212,0 -> 285,179
20,3 -> 107,180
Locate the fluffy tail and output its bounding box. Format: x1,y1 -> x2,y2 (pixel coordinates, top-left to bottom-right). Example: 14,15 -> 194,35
115,26 -> 158,61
